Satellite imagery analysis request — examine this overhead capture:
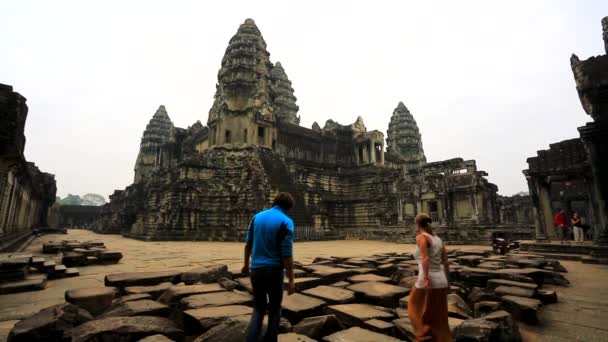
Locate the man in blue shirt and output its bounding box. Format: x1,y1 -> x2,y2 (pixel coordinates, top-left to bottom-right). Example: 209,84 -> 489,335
243,192 -> 295,342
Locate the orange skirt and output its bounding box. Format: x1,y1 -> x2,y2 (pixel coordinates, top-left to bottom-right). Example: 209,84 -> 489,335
407,287 -> 452,342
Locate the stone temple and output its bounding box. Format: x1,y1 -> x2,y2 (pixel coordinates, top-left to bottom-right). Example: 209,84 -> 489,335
94,19 -> 517,242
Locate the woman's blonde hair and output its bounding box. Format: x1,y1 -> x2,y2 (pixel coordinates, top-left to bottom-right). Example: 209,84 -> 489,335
415,213 -> 434,235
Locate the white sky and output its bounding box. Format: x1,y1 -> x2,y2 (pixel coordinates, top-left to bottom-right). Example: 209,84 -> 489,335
1,1 -> 606,199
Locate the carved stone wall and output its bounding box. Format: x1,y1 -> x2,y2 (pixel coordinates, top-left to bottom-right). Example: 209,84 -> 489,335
0,84 -> 56,249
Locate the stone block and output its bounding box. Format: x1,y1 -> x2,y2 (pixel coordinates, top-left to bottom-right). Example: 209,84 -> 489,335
329,281 -> 350,288
105,271 -> 181,288
287,277 -> 324,292
181,264 -> 229,284
495,285 -> 535,298
535,289 -> 558,304
235,277 -> 253,293
457,255 -> 484,267
453,318 -> 497,342
278,333 -> 316,342
158,283 -> 224,305
192,315 -> 290,342
501,295 -> 542,325
98,300 -> 170,318
62,252 -> 86,267
375,263 -> 398,277
111,293 -> 153,306
347,274 -> 391,283
65,268 -> 80,277
183,305 -> 252,333
496,268 -> 569,286
65,287 -> 118,315
304,265 -> 357,284
65,316 -> 183,342
362,319 -> 394,336
0,274 -> 47,294
292,315 -> 343,340
303,285 -> 355,304
180,290 -> 253,310
482,310 -> 522,342
125,282 -> 174,299
97,251 -> 123,264
474,301 -> 501,317
486,278 -> 538,290
138,334 -> 175,342
282,293 -> 326,324
347,282 -> 409,307
447,293 -> 473,319
478,261 -> 504,270
467,287 -> 499,304
42,260 -> 55,272
322,326 -> 400,342
8,303 -> 93,342
326,304 -> 394,327
392,318 -> 415,341
85,256 -> 98,264
30,257 -> 45,269
218,277 -> 239,290
399,276 -> 418,289
390,268 -> 416,284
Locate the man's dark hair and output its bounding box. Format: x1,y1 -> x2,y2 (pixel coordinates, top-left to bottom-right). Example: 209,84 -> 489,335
273,192 -> 295,211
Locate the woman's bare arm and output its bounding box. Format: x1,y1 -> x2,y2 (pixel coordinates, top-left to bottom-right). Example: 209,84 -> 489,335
442,246 -> 450,286
417,234 -> 431,288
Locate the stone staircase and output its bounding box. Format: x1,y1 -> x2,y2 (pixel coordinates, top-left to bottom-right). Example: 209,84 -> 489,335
259,151 -> 314,227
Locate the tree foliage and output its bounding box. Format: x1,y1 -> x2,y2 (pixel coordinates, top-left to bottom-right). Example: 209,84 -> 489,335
59,193 -> 106,206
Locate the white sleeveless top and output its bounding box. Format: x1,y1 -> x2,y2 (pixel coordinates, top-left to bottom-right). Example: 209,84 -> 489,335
414,233 -> 448,289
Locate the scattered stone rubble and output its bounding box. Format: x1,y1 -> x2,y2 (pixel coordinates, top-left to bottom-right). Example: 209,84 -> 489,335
7,248 -> 568,341
0,253 -> 77,295
43,239 -> 123,266
0,240 -> 123,295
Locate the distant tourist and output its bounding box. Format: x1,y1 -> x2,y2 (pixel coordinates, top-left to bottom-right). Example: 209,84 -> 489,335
408,213 -> 452,342
553,208 -> 569,244
242,192 -> 296,342
571,212 -> 584,243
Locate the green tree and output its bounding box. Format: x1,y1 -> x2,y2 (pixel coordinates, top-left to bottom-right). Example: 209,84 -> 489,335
60,194 -> 83,205
82,193 -> 107,206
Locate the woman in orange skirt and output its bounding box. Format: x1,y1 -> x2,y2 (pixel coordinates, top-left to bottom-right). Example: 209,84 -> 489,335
408,213 -> 452,342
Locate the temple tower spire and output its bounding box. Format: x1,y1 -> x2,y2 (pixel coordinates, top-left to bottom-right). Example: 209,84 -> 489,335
134,105 -> 174,182
271,62 -> 300,125
386,101 -> 426,169
207,18 -> 277,147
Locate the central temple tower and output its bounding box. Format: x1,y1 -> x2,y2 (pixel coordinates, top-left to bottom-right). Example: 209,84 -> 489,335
386,102 -> 427,170
207,19 -> 277,148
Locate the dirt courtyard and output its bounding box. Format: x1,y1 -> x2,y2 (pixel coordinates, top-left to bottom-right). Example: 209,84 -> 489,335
1,229 -> 607,341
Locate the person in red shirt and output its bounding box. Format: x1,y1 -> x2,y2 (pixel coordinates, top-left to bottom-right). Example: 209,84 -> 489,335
554,208 -> 569,244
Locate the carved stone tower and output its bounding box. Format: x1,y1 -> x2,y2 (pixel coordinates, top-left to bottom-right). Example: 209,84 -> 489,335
207,18 -> 277,148
386,101 -> 426,169
270,62 -> 300,125
134,105 -> 174,183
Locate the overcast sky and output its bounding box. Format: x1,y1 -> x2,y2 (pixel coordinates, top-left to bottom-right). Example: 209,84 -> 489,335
2,1 -> 606,199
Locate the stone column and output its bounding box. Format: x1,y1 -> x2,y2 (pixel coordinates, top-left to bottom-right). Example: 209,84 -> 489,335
580,125 -> 608,244
380,143 -> 385,165
526,175 -> 547,240
369,140 -> 376,164
538,181 -> 556,239
397,198 -> 403,223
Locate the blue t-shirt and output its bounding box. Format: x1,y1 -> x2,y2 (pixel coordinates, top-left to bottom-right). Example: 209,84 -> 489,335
246,206 -> 294,269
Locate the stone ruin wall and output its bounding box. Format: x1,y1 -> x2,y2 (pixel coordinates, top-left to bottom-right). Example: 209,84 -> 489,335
0,84 -> 57,251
